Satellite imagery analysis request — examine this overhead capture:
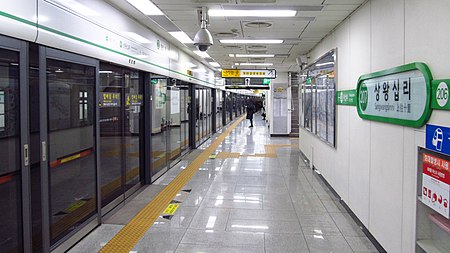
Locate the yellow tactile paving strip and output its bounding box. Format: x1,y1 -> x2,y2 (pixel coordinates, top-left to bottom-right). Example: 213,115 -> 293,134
215,144 -> 296,159
99,116 -> 245,253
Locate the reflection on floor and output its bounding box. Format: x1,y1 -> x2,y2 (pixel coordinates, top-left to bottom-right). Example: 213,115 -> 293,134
69,115 -> 379,253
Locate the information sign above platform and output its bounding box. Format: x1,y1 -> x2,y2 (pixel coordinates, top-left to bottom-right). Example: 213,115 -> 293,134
222,69 -> 276,79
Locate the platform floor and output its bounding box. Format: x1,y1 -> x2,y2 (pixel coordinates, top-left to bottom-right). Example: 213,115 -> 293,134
68,115 -> 379,253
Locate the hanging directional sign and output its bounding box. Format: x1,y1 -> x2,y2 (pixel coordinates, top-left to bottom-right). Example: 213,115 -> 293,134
356,62 -> 432,128
222,69 -> 276,79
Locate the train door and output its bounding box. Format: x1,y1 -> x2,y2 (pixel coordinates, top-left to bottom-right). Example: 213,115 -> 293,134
167,80 -> 181,167
0,35 -> 31,253
98,63 -> 143,213
39,47 -> 99,251
150,76 -> 168,180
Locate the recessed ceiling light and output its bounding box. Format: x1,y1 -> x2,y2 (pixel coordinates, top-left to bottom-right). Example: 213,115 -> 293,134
230,54 -> 275,58
126,0 -> 163,15
315,62 -> 335,67
169,31 -> 194,44
209,9 -> 296,17
193,50 -> 210,58
220,39 -> 283,44
209,62 -> 221,67
123,32 -> 152,44
236,63 -> 273,66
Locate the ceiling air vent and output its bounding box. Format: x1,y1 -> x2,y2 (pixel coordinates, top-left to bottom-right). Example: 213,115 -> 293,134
247,45 -> 268,51
223,45 -> 243,49
215,32 -> 239,38
244,21 -> 273,29
248,50 -> 267,54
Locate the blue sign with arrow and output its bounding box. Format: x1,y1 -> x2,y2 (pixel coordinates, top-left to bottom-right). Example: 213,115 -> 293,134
426,124 -> 450,156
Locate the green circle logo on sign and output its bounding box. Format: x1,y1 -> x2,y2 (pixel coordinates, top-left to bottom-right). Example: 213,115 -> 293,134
359,83 -> 368,111
436,82 -> 449,107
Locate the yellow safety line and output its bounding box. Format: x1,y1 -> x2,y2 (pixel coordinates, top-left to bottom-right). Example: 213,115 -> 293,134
100,116 -> 245,253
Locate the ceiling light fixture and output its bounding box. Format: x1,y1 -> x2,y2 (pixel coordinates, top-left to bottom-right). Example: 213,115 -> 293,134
123,32 -> 152,43
209,62 -> 221,67
220,39 -> 283,44
169,31 -> 194,44
126,0 -> 163,15
193,50 -> 210,58
209,9 -> 296,17
230,54 -> 275,58
236,63 -> 273,66
315,62 -> 335,67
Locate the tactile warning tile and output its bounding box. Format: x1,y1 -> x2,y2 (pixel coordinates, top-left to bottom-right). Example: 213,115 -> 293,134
99,116 -> 245,253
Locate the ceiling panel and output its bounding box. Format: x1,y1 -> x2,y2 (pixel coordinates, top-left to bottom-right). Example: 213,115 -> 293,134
107,0 -> 364,71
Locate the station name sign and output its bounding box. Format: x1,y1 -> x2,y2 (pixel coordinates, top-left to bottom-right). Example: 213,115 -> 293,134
356,63 -> 432,127
222,69 -> 276,79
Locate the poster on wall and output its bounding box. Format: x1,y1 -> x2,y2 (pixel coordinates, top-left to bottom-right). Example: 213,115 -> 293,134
155,81 -> 166,109
170,90 -> 180,114
420,148 -> 450,219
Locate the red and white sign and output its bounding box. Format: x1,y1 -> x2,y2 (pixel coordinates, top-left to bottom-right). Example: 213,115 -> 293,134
422,153 -> 450,219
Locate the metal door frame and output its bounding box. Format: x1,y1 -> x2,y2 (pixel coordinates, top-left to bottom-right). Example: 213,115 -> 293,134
0,35 -> 32,253
39,47 -> 100,253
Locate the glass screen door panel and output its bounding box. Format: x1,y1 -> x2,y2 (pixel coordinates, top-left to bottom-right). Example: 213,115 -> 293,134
150,78 -> 168,178
167,85 -> 181,165
0,47 -> 23,253
179,84 -> 189,154
99,64 -> 124,207
46,59 -> 97,244
195,88 -> 200,145
124,72 -> 142,190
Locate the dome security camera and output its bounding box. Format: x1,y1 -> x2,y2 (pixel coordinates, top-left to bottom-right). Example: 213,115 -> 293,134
194,7 -> 213,52
194,28 -> 213,52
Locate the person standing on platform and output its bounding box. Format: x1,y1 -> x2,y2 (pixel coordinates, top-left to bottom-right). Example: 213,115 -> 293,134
246,99 -> 256,128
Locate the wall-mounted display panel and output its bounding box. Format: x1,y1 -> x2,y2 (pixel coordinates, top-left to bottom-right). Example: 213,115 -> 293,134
300,49 -> 336,147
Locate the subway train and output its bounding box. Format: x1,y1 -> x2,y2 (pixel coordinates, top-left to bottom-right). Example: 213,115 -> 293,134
0,1 -> 254,252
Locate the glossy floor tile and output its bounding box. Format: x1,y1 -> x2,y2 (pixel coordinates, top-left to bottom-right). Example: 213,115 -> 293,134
68,116 -> 379,253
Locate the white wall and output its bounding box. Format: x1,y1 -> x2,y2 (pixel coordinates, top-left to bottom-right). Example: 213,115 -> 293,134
299,1 -> 450,252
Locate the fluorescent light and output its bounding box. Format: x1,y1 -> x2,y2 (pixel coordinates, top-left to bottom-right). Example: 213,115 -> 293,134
126,0 -> 163,15
220,39 -> 283,44
209,62 -> 221,67
193,50 -> 210,58
169,31 -> 194,44
230,54 -> 275,58
237,63 -> 273,66
123,32 -> 152,44
315,62 -> 335,67
99,70 -> 113,74
209,9 -> 296,17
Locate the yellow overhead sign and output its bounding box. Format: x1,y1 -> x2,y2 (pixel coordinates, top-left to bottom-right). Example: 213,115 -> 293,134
222,69 -> 241,78
221,69 -> 276,78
